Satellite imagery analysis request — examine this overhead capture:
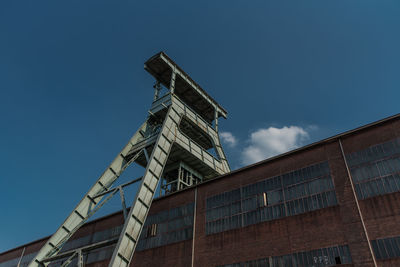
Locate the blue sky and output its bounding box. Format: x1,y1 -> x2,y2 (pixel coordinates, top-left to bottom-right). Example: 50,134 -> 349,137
1,0 -> 399,252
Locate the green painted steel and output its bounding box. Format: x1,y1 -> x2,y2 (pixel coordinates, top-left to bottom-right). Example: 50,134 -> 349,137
28,52 -> 230,267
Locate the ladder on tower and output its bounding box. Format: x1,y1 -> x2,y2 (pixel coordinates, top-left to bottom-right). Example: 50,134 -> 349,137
28,52 -> 230,267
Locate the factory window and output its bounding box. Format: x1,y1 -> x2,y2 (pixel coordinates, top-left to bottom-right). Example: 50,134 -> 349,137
371,236 -> 400,260
217,245 -> 352,267
136,202 -> 194,251
86,245 -> 115,265
206,161 -> 337,235
3,225 -> 125,267
346,138 -> 400,200
146,224 -> 157,237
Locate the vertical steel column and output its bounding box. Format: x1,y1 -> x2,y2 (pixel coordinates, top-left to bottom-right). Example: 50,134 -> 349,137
17,247 -> 25,267
77,249 -> 83,267
170,68 -> 176,94
214,109 -> 219,132
177,166 -> 182,191
153,81 -> 161,101
280,170 -> 289,216
339,139 -> 378,267
119,186 -> 127,220
191,187 -> 198,267
27,52 -> 231,267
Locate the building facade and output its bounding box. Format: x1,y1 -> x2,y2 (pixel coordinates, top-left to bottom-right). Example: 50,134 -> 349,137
1,113 -> 400,267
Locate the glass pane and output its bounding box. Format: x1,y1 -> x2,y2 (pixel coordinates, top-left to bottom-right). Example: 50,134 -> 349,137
377,239 -> 389,259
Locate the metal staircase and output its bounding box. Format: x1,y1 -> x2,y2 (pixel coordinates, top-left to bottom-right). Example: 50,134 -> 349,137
28,52 -> 230,267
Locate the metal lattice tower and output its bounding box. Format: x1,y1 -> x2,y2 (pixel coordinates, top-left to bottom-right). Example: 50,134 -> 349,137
28,52 -> 230,267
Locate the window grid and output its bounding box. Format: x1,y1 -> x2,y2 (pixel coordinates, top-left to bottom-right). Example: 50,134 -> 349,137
216,245 -> 352,267
371,235 -> 400,260
136,202 -> 194,251
206,161 -> 337,235
346,138 -> 400,168
346,138 -> 400,200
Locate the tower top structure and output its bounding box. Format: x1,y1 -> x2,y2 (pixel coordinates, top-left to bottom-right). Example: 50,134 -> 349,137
28,52 -> 230,267
145,51 -> 227,122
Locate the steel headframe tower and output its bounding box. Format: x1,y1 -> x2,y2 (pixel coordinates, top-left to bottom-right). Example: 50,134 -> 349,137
29,52 -> 230,267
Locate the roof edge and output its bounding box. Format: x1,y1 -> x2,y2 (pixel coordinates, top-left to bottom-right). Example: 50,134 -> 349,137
3,113 -> 399,256
205,112 -> 400,182
153,112 -> 400,200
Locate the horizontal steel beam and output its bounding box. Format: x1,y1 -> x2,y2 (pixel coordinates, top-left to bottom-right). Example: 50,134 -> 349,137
93,177 -> 143,199
42,238 -> 118,263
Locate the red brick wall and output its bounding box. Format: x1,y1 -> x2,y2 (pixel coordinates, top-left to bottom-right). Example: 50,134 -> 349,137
0,211 -> 124,265
131,189 -> 195,267
192,139 -> 368,267
341,117 -> 400,267
2,115 -> 400,267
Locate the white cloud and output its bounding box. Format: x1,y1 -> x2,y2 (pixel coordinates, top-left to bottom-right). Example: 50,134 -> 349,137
241,126 -> 309,165
220,131 -> 237,147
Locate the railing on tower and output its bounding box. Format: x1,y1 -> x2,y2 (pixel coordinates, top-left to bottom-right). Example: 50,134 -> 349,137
28,51 -> 230,267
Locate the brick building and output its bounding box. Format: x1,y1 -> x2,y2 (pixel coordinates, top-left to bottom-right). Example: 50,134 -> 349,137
1,113 -> 400,267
